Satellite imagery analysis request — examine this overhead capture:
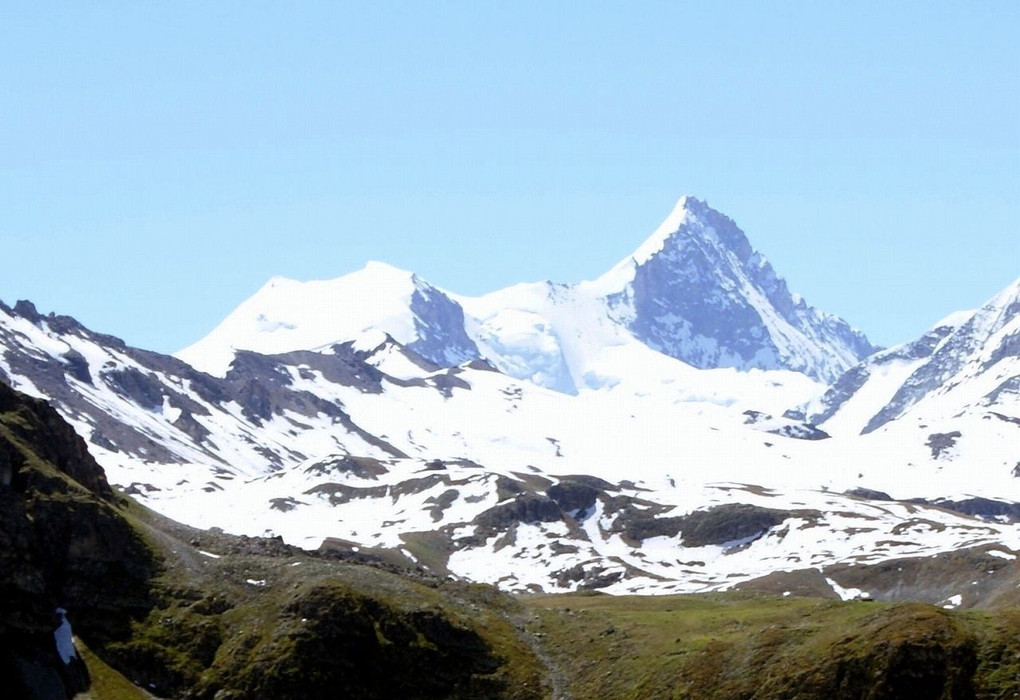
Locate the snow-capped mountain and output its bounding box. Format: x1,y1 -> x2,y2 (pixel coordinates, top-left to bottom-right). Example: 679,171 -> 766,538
593,196 -> 873,381
1,196 -> 1017,601
776,278 -> 1020,527
179,196 -> 874,392
4,294 -> 1019,600
794,278 -> 1020,437
178,261 -> 481,375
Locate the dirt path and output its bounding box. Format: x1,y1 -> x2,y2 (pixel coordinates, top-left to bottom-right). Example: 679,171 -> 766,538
507,607 -> 572,700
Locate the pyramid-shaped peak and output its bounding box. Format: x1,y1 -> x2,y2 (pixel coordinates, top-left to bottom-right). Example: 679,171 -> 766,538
673,194 -> 708,214
590,195 -> 873,382
600,195 -> 750,278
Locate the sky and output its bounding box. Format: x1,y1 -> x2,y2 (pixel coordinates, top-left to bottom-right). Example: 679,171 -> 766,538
1,2 -> 1017,354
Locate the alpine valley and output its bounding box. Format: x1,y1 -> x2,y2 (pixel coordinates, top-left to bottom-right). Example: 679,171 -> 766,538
3,195 -> 1020,608
3,192 -> 1015,608
7,195 -> 1020,698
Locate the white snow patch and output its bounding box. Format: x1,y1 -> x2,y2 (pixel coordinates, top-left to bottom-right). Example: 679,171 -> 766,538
987,550 -> 1017,560
825,578 -> 867,602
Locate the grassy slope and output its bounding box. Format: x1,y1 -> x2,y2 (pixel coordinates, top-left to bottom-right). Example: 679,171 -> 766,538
523,593 -> 1020,699
91,501 -> 548,700
75,641 -> 155,700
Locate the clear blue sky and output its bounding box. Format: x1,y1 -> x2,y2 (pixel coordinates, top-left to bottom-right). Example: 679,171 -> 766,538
1,2 -> 1017,353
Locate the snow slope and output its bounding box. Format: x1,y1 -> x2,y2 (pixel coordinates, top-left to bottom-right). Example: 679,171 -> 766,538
796,278 -> 1020,439
178,262 -> 480,375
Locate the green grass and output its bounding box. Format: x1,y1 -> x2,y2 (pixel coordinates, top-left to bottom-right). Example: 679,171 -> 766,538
85,502 -> 549,699
523,592 -> 1020,699
75,639 -> 155,700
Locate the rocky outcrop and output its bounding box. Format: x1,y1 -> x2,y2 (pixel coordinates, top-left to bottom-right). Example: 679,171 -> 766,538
620,504 -> 790,547
474,494 -> 563,534
0,381 -> 545,698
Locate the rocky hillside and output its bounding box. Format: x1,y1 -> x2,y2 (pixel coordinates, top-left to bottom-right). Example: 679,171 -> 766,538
0,380 -> 156,698
782,278 -> 1020,509
0,381 -> 546,699
793,277 -> 1020,437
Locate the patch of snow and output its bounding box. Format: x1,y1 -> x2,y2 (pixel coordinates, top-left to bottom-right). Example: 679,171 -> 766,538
825,578 -> 867,602
988,550 -> 1017,560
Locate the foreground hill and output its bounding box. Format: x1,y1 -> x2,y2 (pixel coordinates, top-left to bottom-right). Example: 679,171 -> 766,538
0,380 -> 546,699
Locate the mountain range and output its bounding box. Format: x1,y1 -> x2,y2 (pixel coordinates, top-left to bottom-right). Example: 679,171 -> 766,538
1,195 -> 1018,602
178,196 -> 873,391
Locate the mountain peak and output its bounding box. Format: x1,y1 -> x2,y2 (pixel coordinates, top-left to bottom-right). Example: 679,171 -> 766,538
626,194 -> 706,267
593,196 -> 873,382
599,196 -> 757,284
177,263 -> 480,375
360,260 -> 416,279
256,263 -> 417,298
177,197 -> 872,385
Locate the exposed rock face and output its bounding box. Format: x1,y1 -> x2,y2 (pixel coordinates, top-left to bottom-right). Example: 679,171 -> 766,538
0,383 -> 114,498
792,323 -> 956,426
407,286 -> 482,367
474,494 -> 563,533
676,504 -> 788,547
609,197 -> 874,382
546,480 -> 601,514
927,431 -> 963,459
619,503 -> 789,547
863,287 -> 1018,433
